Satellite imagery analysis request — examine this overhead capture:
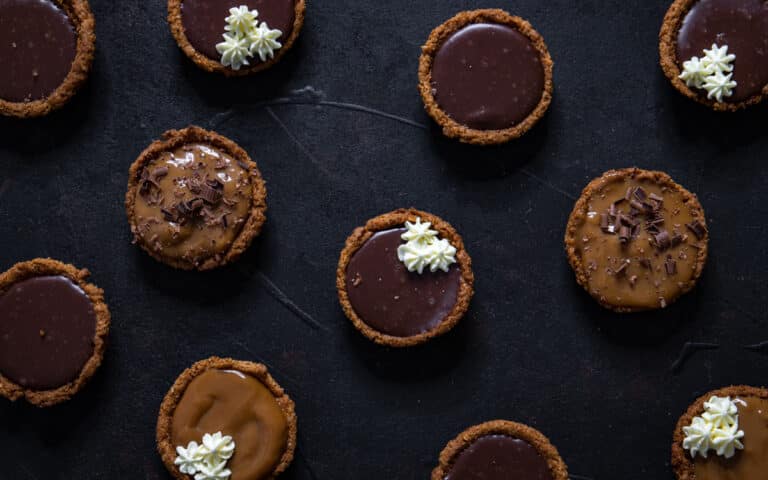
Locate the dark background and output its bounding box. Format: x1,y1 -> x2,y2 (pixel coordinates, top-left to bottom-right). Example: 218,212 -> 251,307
1,0 -> 767,478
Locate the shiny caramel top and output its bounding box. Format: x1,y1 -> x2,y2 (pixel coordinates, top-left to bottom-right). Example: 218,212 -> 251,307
693,397 -> 768,480
571,172 -> 707,310
132,144 -> 252,267
171,369 -> 289,480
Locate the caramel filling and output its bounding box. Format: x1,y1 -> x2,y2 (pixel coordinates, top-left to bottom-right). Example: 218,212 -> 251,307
132,144 -> 252,267
171,369 -> 288,480
693,397 -> 768,480
571,172 -> 706,309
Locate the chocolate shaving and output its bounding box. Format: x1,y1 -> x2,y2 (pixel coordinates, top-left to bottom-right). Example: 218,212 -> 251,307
615,259 -> 630,276
640,258 -> 652,269
654,230 -> 671,250
633,187 -> 647,201
665,255 -> 677,275
686,220 -> 707,240
619,226 -> 631,244
199,184 -> 223,204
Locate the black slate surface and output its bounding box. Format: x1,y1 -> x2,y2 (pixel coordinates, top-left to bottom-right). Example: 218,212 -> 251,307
1,1 -> 767,479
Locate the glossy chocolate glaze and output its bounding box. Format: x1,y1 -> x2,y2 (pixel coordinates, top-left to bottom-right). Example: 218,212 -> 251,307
0,0 -> 76,102
445,435 -> 553,480
431,23 -> 545,130
182,0 -> 295,60
693,397 -> 768,480
0,276 -> 96,390
345,228 -> 460,337
171,369 -> 288,480
677,0 -> 768,102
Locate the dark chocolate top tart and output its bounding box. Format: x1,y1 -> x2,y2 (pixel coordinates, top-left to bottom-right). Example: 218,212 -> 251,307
337,209 -> 474,347
431,420 -> 569,480
167,0 -> 306,75
156,357 -> 297,480
419,9 -> 553,145
660,0 -> 768,110
0,258 -> 110,407
0,0 -> 95,118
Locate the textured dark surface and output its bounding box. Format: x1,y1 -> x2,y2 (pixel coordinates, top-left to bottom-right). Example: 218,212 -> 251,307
0,1 -> 767,479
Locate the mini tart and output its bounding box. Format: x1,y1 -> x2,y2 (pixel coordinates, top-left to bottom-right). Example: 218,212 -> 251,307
659,0 -> 768,111
0,0 -> 95,118
418,9 -> 554,145
431,420 -> 569,480
336,208 -> 474,348
672,385 -> 768,480
565,168 -> 708,313
156,357 -> 297,480
167,0 -> 306,76
125,126 -> 267,271
0,258 -> 110,407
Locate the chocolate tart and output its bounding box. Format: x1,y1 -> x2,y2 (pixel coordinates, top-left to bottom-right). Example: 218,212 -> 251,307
565,168 -> 708,313
337,208 -> 474,347
156,357 -> 297,480
672,385 -> 768,480
0,0 -> 95,118
418,9 -> 553,145
0,258 -> 110,407
432,420 -> 569,480
167,0 -> 306,76
660,0 -> 768,111
125,126 -> 267,271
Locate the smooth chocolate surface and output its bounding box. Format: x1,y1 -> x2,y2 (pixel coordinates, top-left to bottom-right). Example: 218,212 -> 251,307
182,0 -> 295,60
345,228 -> 460,337
676,0 -> 768,102
0,0 -> 77,102
0,275 -> 96,390
132,143 -> 252,268
430,22 -> 545,130
171,369 -> 288,480
571,172 -> 706,310
445,435 -> 553,480
693,397 -> 768,480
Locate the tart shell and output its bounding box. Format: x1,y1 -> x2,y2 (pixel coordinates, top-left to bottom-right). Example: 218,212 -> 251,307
0,258 -> 110,407
659,0 -> 768,111
167,0 -> 306,76
336,208 -> 474,347
671,385 -> 768,480
125,125 -> 267,271
0,0 -> 95,118
431,420 -> 569,480
418,9 -> 554,145
564,167 -> 709,313
156,357 -> 297,480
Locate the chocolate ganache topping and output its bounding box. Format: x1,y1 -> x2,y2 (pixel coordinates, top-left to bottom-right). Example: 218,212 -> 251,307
182,0 -> 296,60
676,0 -> 768,102
345,228 -> 461,337
693,397 -> 768,480
0,0 -> 77,102
171,369 -> 289,480
0,275 -> 96,390
431,22 -> 545,130
132,143 -> 253,268
445,435 -> 553,480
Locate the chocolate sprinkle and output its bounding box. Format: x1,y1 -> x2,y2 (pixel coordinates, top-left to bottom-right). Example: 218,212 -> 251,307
686,220 -> 707,240
665,255 -> 677,275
